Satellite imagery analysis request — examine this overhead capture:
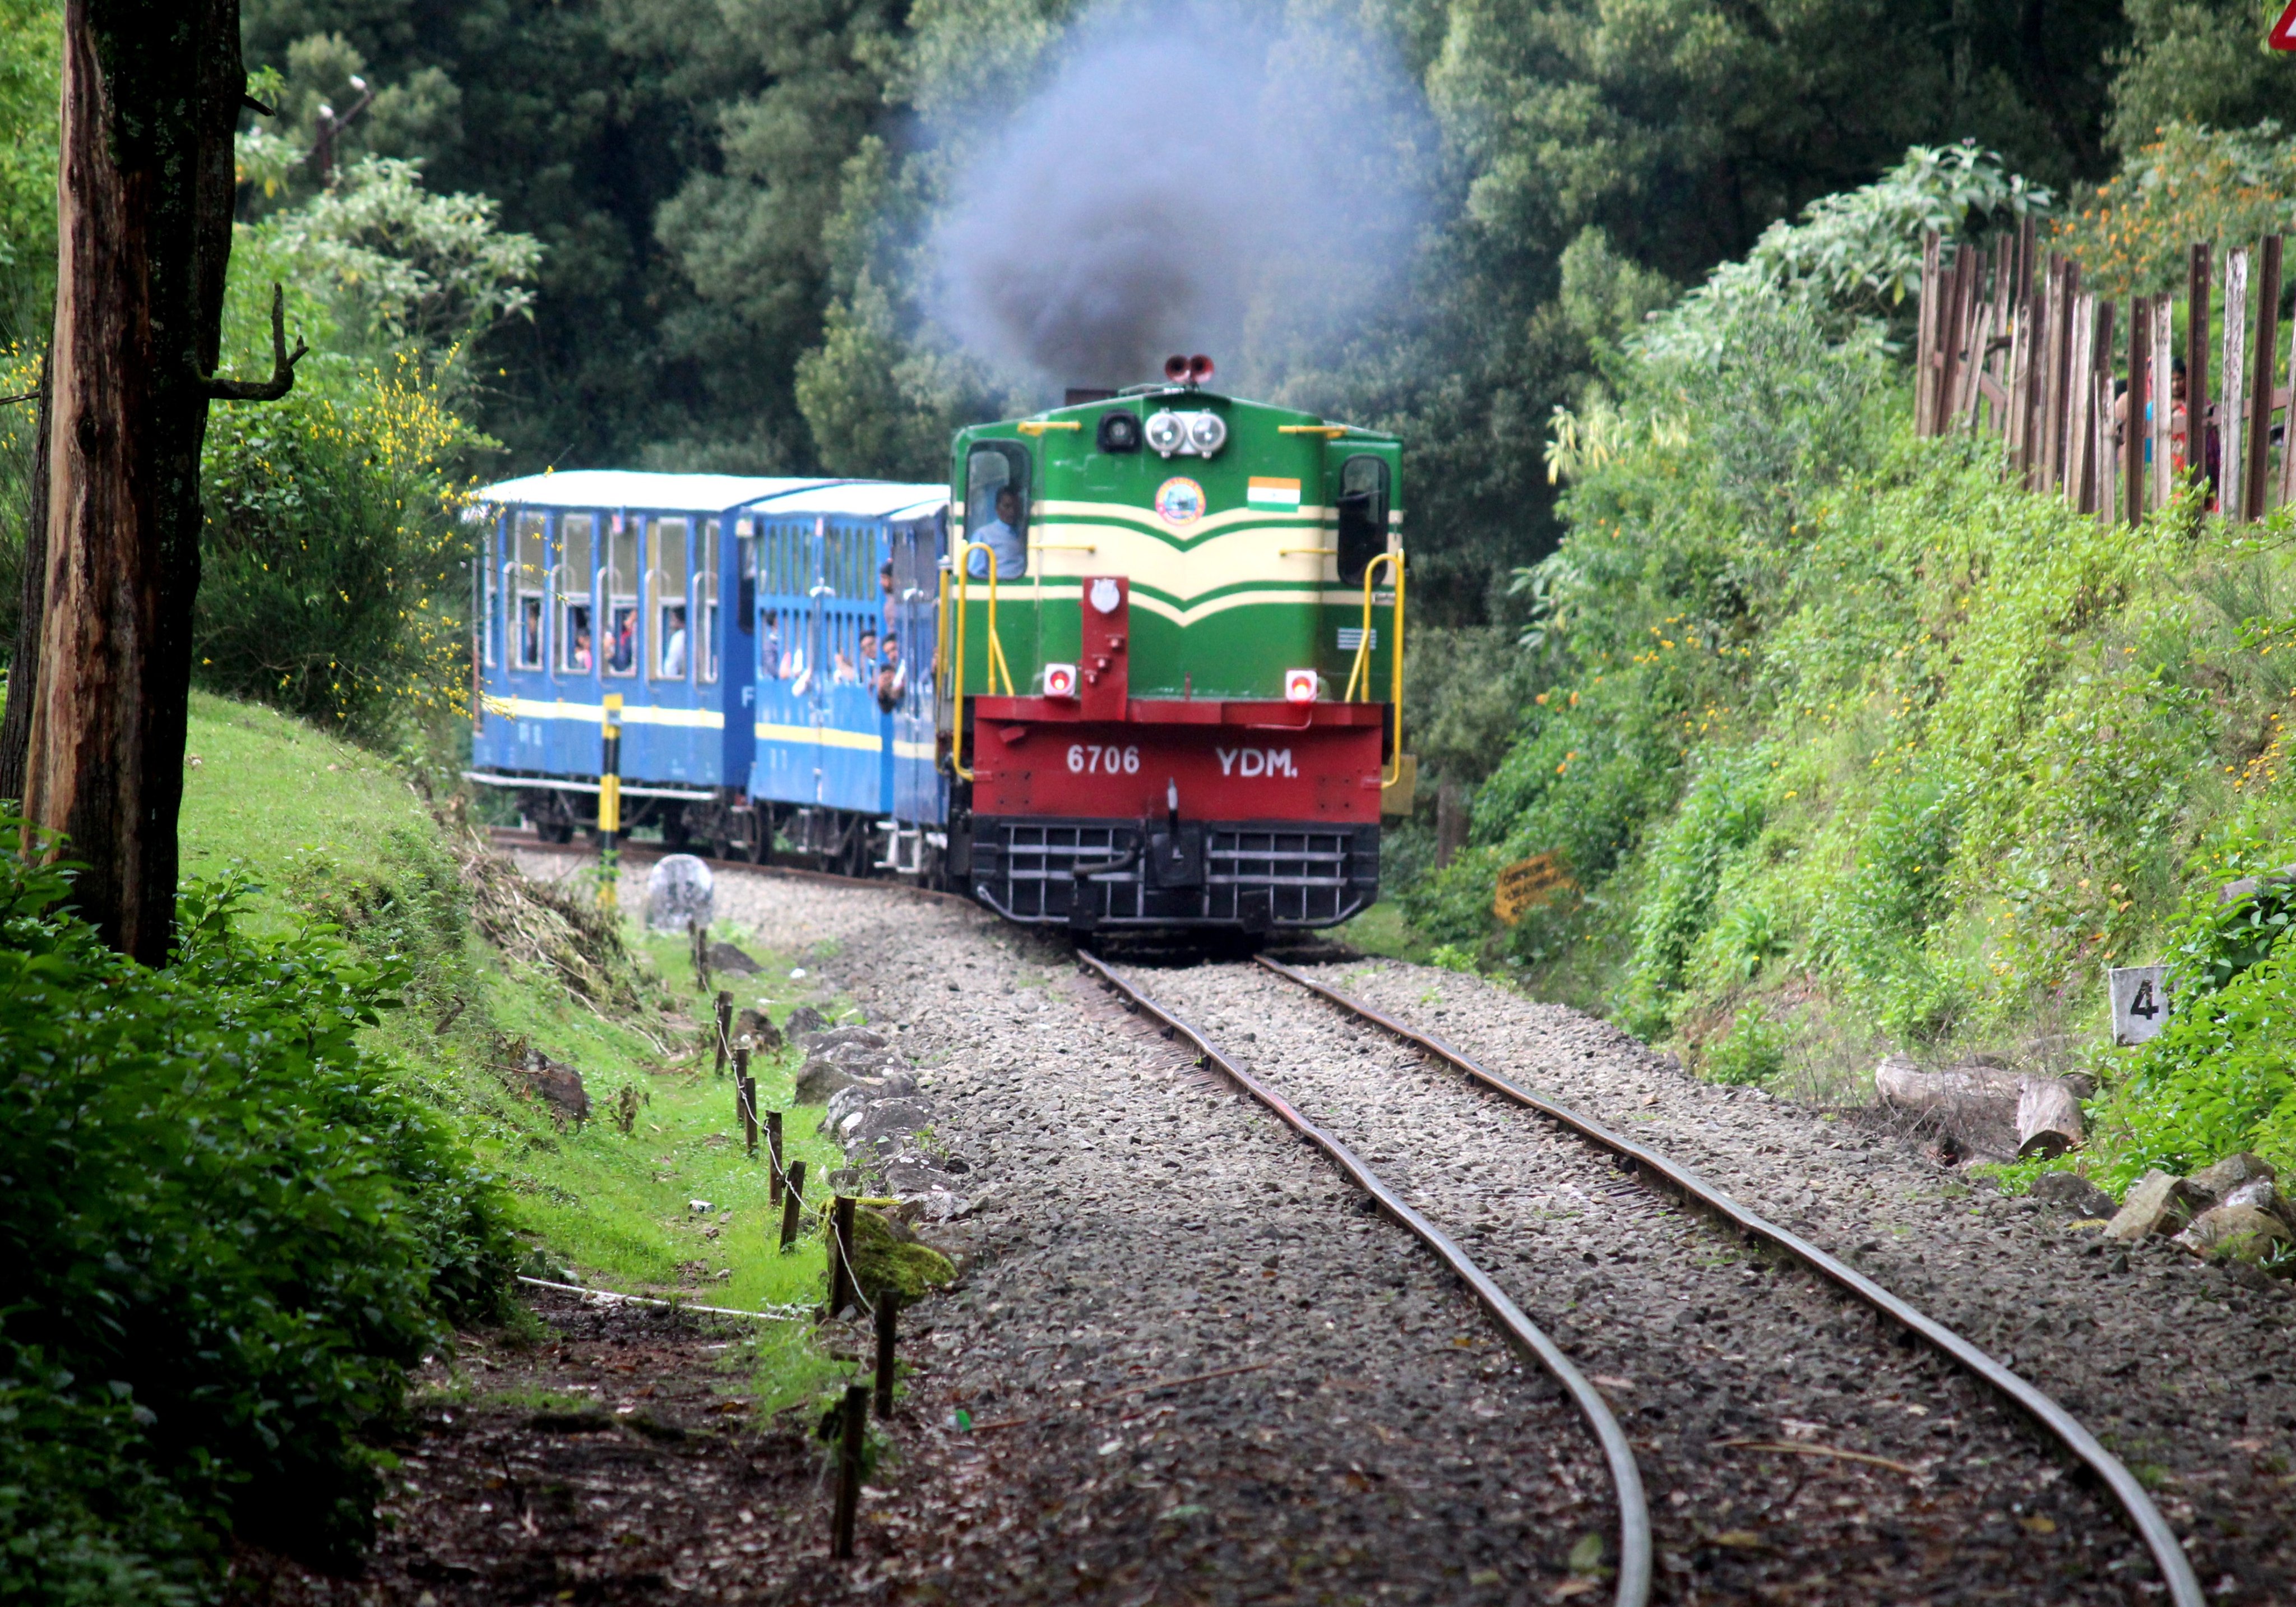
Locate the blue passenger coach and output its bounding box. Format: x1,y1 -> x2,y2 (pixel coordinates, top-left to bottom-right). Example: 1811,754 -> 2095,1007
466,469 -> 949,874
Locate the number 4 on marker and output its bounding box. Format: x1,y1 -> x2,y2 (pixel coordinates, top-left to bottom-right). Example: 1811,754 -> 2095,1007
2131,978 -> 2160,1019
2275,1 -> 2296,49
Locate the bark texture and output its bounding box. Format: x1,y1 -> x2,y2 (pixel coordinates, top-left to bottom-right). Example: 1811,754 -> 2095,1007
0,363 -> 50,804
25,1 -> 244,962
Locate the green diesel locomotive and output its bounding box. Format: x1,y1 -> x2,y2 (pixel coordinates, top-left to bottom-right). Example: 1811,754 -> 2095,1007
940,357 -> 1411,933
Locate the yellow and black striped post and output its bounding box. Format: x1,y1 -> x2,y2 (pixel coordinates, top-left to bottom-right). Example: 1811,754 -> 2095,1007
599,692 -> 623,915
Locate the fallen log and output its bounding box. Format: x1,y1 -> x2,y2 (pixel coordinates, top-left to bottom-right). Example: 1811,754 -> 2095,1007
2015,1077 -> 2084,1158
1874,1057 -> 2088,1156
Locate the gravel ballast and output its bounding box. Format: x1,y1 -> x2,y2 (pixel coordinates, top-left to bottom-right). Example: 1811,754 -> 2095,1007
478,845 -> 2293,1600
1293,955 -> 2296,1603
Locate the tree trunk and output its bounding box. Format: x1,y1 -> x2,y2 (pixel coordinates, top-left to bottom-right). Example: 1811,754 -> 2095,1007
22,1 -> 245,963
0,362 -> 50,804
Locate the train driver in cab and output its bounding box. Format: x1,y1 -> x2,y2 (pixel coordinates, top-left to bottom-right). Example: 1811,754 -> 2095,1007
967,485 -> 1026,580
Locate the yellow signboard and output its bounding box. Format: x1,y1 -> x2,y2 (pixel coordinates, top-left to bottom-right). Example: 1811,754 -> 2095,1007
1493,853 -> 1573,925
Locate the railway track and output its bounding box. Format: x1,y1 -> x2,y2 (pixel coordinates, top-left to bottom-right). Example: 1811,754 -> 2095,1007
1081,952 -> 2204,1607
496,835 -> 2212,1600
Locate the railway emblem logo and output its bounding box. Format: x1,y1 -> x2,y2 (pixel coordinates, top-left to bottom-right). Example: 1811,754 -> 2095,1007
1090,578 -> 1122,614
1154,475 -> 1205,525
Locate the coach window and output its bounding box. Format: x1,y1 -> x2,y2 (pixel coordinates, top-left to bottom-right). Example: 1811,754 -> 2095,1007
650,518 -> 691,681
735,517 -> 757,638
1335,455 -> 1390,585
513,510 -> 548,669
481,523 -> 499,668
558,514 -> 596,673
605,515 -> 638,676
697,518 -> 721,683
963,443 -> 1029,580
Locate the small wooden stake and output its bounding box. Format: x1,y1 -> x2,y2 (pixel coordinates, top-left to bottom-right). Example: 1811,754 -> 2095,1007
713,990 -> 733,1077
779,1160 -> 807,1251
737,1046 -> 756,1156
874,1295 -> 900,1419
831,1383 -> 867,1559
767,1110 -> 785,1205
827,1194 -> 858,1318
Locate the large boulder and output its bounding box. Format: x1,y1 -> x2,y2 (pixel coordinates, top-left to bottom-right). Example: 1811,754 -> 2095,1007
708,940 -> 762,976
2030,1171 -> 2117,1218
837,1097 -> 936,1151
783,1004 -> 830,1037
2190,1152 -> 2276,1202
645,854 -> 714,932
732,1007 -> 784,1053
803,1026 -> 888,1054
2104,1170 -> 2206,1241
2173,1203 -> 2291,1263
516,1047 -> 590,1126
794,1058 -> 862,1103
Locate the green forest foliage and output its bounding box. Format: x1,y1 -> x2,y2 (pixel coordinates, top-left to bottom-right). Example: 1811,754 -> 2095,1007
1,827 -> 517,1601
212,0 -> 2135,629
1403,116 -> 2296,1189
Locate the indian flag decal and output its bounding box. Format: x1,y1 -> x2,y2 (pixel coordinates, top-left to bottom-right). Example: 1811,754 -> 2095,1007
1247,476 -> 1302,510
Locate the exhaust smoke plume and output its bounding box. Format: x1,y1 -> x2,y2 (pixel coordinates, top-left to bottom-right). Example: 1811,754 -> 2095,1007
930,6 -> 1432,395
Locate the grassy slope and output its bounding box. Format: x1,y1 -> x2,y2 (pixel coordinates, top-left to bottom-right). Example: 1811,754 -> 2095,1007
180,693 -> 853,1353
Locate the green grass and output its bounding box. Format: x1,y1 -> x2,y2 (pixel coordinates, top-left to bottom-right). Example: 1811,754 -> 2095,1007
180,691 -> 433,934
180,692 -> 871,1338
1334,897 -> 1433,963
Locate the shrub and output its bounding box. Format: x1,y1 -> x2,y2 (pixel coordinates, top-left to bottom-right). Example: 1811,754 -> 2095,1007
0,824 -> 516,1585
1705,1006 -> 1788,1086
195,350 -> 478,742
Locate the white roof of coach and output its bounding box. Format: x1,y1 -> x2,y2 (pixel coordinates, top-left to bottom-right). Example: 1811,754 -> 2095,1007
475,469 -> 835,515
740,481 -> 949,521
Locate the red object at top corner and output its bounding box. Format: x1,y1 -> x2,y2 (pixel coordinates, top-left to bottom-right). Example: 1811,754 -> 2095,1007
2274,1 -> 2296,50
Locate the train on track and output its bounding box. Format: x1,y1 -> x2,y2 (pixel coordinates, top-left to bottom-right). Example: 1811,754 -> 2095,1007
465,359 -> 1412,934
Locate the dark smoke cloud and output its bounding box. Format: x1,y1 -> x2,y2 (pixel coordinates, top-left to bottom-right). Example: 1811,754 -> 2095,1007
929,4 -> 1433,395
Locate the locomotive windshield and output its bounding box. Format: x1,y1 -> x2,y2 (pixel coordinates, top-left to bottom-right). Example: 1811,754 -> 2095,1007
1335,455 -> 1389,584
964,443 -> 1029,580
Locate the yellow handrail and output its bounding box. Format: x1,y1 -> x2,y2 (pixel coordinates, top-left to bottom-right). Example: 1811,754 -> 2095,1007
948,541 -> 1016,782
1341,551 -> 1406,787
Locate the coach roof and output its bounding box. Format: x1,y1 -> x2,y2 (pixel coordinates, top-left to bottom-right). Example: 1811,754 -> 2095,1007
474,469 -> 837,515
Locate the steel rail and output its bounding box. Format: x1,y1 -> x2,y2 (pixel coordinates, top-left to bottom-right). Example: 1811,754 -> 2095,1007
1075,950 -> 1652,1607
1255,954 -> 2205,1607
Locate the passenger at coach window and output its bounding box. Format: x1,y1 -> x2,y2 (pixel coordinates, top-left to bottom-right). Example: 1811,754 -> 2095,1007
875,634 -> 905,714
660,604 -> 688,678
858,628 -> 878,668
967,486 -> 1026,580
609,606 -> 636,675
568,615 -> 593,672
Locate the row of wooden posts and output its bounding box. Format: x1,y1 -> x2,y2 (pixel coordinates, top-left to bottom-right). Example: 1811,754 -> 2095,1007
711,989 -> 894,1562
1917,223 -> 2296,524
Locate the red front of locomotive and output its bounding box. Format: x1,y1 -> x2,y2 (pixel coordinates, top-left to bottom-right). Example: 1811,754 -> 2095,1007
957,575 -> 1388,932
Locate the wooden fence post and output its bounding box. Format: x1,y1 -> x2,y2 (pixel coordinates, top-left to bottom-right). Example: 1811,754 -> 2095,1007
735,1046 -> 756,1157
714,990 -> 732,1078
874,1295 -> 900,1418
827,1194 -> 858,1319
2066,293 -> 2097,511
767,1110 -> 785,1206
779,1159 -> 807,1251
2151,293 -> 2174,510
2247,235 -> 2283,521
1917,230 -> 1943,435
831,1383 -> 868,1559
2189,243 -> 2211,501
2127,295 -> 2149,525
2223,247 -> 2251,515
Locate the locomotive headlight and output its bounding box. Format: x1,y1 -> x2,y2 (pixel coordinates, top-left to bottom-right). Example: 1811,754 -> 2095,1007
1186,411 -> 1228,455
1145,410 -> 1186,456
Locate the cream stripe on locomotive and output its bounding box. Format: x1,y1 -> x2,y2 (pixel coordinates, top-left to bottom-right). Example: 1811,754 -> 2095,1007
1026,518 -> 1355,596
